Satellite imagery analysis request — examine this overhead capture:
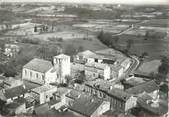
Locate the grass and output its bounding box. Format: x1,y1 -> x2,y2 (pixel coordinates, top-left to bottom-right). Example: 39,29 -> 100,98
115,34 -> 169,60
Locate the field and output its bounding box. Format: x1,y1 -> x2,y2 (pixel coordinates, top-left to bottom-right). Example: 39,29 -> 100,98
116,34 -> 169,60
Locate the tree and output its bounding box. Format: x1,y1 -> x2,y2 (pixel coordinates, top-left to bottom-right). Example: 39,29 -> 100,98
140,52 -> 148,59
126,39 -> 134,53
74,71 -> 86,84
158,56 -> 169,76
65,75 -> 72,86
78,46 -> 84,52
65,44 -> 77,56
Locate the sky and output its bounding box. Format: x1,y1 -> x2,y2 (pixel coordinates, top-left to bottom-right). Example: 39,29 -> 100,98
1,0 -> 169,5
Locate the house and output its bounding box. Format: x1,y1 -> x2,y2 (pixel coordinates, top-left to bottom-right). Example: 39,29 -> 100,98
85,62 -> 110,80
95,48 -> 125,63
68,95 -> 110,117
75,49 -> 131,80
0,85 -> 28,104
31,84 -> 57,104
53,87 -> 70,105
36,107 -> 84,117
111,65 -> 124,79
75,50 -> 97,64
48,99 -> 63,110
25,95 -> 36,113
65,89 -> 84,106
3,77 -> 23,89
84,81 -> 137,112
122,76 -> 150,90
4,44 -> 20,57
136,93 -> 168,117
22,54 -> 71,84
84,79 -> 123,99
121,58 -> 132,72
101,110 -> 136,117
107,89 -> 137,112
126,80 -> 159,99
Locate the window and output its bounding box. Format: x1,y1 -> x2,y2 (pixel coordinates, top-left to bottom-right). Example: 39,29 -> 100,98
25,70 -> 27,75
36,73 -> 38,78
42,75 -> 45,80
95,59 -> 98,62
30,71 -> 32,77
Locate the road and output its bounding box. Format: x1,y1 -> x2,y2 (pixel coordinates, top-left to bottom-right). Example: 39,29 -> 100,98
112,55 -> 140,83
112,20 -> 149,37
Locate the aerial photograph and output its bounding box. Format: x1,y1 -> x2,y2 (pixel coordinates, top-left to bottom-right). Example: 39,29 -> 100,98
0,0 -> 168,117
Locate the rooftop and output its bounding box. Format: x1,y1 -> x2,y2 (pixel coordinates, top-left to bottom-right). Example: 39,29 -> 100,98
123,76 -> 150,87
85,62 -> 108,70
107,89 -> 131,101
41,108 -> 83,117
4,85 -> 27,99
66,89 -> 84,100
85,79 -> 116,92
126,80 -> 159,95
95,48 -> 126,61
53,87 -> 70,96
23,58 -> 53,73
137,94 -> 168,115
68,95 -> 104,117
54,54 -> 70,59
77,50 -> 96,57
32,84 -> 57,94
102,110 -> 136,117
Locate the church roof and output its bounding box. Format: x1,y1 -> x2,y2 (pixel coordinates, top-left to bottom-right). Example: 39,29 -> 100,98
23,58 -> 53,73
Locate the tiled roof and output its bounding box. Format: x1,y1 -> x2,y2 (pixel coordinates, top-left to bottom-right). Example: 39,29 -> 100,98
126,80 -> 159,95
123,76 -> 150,87
66,90 -> 83,100
4,85 -> 27,99
85,62 -> 108,70
54,54 -> 70,59
85,79 -> 116,92
32,84 -> 57,94
77,50 -> 96,57
107,89 -> 131,101
23,58 -> 53,73
68,95 -> 103,117
137,94 -> 168,115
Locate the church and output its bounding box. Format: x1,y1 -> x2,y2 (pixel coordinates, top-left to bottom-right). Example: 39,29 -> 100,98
22,54 -> 71,84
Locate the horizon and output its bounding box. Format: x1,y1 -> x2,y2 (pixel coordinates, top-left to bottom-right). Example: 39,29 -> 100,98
1,0 -> 169,5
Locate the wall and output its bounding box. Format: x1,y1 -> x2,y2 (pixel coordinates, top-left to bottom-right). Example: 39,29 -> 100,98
125,96 -> 137,112
110,97 -> 125,112
39,87 -> 57,104
22,68 -> 45,84
148,90 -> 159,100
104,66 -> 110,80
45,68 -> 57,84
15,103 -> 26,114
85,66 -> 104,79
92,101 -> 110,117
53,56 -> 71,84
